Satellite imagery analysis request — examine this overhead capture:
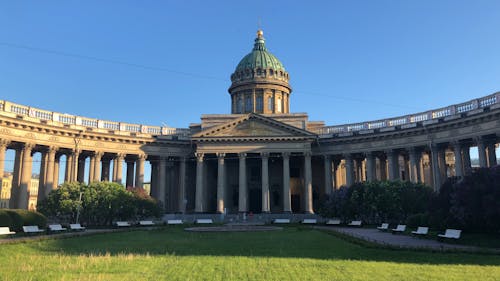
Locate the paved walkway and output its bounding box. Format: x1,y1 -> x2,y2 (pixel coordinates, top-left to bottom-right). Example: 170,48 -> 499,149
315,226 -> 499,253
0,227 -> 157,245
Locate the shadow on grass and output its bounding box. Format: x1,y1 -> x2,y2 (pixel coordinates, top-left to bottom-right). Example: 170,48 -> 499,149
11,226 -> 500,266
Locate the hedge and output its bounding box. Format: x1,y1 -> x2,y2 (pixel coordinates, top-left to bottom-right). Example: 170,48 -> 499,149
0,209 -> 47,231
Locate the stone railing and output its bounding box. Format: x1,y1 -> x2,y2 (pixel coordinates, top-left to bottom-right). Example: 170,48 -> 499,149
0,100 -> 191,139
316,92 -> 500,137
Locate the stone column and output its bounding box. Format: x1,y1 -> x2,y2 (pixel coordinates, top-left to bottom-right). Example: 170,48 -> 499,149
487,143 -> 497,167
408,148 -> 421,183
476,137 -> 488,168
304,152 -> 314,214
462,145 -> 472,176
43,146 -> 57,198
430,144 -> 442,191
114,154 -> 124,184
126,159 -> 135,187
71,150 -> 80,182
386,150 -> 399,180
88,153 -> 95,183
93,152 -> 103,182
0,140 -> 9,204
101,158 -> 110,181
178,156 -> 187,213
65,153 -> 72,182
452,142 -> 464,178
38,150 -> 48,198
10,147 -> 23,208
261,152 -> 270,213
135,154 -> 146,188
77,155 -> 85,183
195,153 -> 204,213
158,157 -> 167,205
53,154 -> 60,189
216,153 -> 226,214
282,152 -> 291,213
323,155 -> 333,195
365,152 -> 376,182
332,159 -> 340,189
238,153 -> 248,213
438,148 -> 447,181
344,154 -> 355,187
150,161 -> 158,198
19,143 -> 34,209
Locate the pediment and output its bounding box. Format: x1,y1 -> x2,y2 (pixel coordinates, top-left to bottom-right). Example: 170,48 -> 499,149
193,113 -> 316,139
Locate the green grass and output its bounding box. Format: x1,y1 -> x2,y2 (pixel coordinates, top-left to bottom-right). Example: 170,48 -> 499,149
1,226 -> 499,281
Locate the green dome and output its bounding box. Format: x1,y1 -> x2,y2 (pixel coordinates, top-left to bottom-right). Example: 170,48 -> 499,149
235,31 -> 286,73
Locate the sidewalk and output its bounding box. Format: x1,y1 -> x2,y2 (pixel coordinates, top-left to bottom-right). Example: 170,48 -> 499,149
315,226 -> 500,253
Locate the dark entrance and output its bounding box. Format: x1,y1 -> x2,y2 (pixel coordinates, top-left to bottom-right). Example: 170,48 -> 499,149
249,189 -> 261,213
291,194 -> 301,213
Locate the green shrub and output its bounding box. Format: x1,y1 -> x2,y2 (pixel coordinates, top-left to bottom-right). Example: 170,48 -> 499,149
5,210 -> 24,231
2,209 -> 47,231
0,209 -> 13,227
406,213 -> 429,228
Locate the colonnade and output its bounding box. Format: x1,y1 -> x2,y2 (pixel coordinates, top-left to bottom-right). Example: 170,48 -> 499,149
325,136 -> 498,191
0,140 -> 146,209
194,151 -> 314,214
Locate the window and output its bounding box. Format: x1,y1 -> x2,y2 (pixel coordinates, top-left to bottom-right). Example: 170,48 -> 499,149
256,96 -> 263,112
238,98 -> 243,113
245,96 -> 252,112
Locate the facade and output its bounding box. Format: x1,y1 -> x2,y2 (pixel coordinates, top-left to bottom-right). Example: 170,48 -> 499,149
0,30 -> 499,214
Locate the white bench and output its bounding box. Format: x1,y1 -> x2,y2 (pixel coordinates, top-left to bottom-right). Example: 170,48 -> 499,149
347,220 -> 362,227
273,218 -> 290,224
377,223 -> 389,231
48,224 -> 67,232
325,219 -> 341,225
438,229 -> 461,240
167,219 -> 183,225
116,221 -> 131,227
391,224 -> 406,234
139,220 -> 155,226
411,227 -> 429,236
195,219 -> 213,224
23,225 -> 44,234
0,227 -> 15,236
302,219 -> 317,224
70,224 -> 86,231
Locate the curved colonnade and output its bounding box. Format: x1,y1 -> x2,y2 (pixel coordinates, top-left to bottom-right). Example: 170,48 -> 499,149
0,92 -> 499,213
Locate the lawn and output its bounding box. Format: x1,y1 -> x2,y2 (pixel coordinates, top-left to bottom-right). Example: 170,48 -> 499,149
0,226 -> 499,281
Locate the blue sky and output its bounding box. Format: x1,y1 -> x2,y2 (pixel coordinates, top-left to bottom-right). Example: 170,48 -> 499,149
1,1 -> 499,181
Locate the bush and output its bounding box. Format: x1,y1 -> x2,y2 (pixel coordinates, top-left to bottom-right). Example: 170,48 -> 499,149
38,182 -> 162,226
4,210 -> 24,231
0,209 -> 13,227
318,181 -> 435,225
406,213 -> 429,228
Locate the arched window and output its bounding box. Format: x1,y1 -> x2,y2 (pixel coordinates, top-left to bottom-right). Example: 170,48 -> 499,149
256,96 -> 263,112
245,96 -> 252,112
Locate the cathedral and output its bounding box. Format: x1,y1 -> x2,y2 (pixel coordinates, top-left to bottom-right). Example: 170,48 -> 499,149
0,30 -> 499,214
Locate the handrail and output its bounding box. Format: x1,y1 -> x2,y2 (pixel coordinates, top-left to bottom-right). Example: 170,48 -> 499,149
317,92 -> 499,136
0,100 -> 190,137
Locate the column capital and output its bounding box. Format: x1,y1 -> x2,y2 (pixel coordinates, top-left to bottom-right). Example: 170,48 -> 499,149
303,151 -> 312,158
450,140 -> 463,149
261,152 -> 269,158
364,151 -> 374,158
0,139 -> 10,148
322,154 -> 331,160
116,153 -> 126,160
48,146 -> 58,154
23,142 -> 35,152
343,153 -> 353,160
281,152 -> 290,159
474,136 -> 484,145
238,152 -> 247,158
137,153 -> 147,160
195,152 -> 204,161
217,152 -> 226,159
